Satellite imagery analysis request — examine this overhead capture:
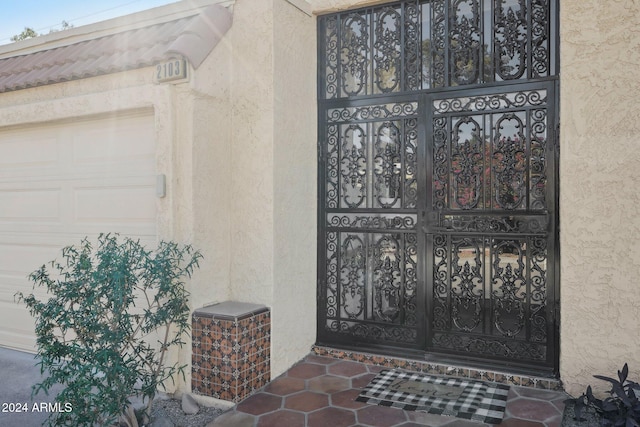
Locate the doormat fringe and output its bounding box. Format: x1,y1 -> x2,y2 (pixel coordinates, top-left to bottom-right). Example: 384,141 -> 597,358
356,369 -> 510,424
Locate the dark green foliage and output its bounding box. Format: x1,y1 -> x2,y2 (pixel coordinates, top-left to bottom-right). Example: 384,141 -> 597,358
567,363 -> 640,427
16,234 -> 201,427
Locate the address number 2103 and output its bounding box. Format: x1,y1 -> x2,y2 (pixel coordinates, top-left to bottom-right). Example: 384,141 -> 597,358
155,59 -> 187,83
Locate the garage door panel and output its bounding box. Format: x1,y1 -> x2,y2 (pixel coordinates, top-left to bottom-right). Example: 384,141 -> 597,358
72,117 -> 155,167
74,186 -> 156,224
0,189 -> 62,222
0,305 -> 37,350
0,134 -> 59,170
0,242 -> 62,279
0,113 -> 158,352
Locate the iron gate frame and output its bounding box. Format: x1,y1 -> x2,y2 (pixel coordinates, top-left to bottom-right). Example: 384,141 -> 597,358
316,0 -> 560,377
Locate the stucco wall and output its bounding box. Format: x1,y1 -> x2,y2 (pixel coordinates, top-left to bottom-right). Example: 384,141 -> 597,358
227,0 -> 276,305
271,0 -> 318,377
560,0 -> 640,396
221,0 -> 317,377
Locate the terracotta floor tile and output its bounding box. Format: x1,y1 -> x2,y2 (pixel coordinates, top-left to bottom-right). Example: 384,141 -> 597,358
356,404 -> 408,427
228,353 -> 568,427
287,362 -> 327,379
256,409 -> 305,427
207,410 -> 255,427
328,360 -> 369,377
508,398 -> 562,422
284,391 -> 329,412
304,354 -> 339,365
351,373 -> 377,389
513,385 -> 569,401
308,374 -> 351,394
236,392 -> 282,415
366,364 -> 387,373
263,376 -> 306,396
307,407 -> 356,427
440,419 -> 490,426
544,414 -> 563,427
406,411 -> 460,426
330,388 -> 368,410
497,419 -> 545,427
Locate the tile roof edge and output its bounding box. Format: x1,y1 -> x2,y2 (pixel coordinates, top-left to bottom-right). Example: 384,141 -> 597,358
0,0 -> 235,60
165,4 -> 233,69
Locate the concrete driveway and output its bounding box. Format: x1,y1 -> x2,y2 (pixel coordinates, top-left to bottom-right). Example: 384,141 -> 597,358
0,347 -> 63,427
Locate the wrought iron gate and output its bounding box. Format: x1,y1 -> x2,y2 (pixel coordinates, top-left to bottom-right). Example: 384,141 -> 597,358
317,0 -> 559,375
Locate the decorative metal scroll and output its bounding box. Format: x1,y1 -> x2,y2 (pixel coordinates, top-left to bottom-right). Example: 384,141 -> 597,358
328,214 -> 417,230
319,0 -> 556,99
324,231 -> 419,345
429,84 -> 553,364
432,90 -> 549,212
318,0 -> 558,374
433,90 -> 546,114
432,234 -> 549,361
437,214 -> 548,234
326,102 -> 418,210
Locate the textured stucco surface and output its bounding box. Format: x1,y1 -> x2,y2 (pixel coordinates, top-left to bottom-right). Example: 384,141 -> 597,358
227,0 -> 275,306
560,0 -> 640,396
222,0 -> 317,377
271,0 -> 317,377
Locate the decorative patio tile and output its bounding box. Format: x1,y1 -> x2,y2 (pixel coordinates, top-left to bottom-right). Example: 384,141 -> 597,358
208,410 -> 255,427
308,374 -> 350,394
264,376 -> 306,396
284,391 -> 329,412
351,373 -> 377,389
328,360 -> 368,377
507,397 -> 562,422
256,409 -> 305,427
513,385 -> 568,401
192,304 -> 271,402
304,354 -> 337,365
236,392 -> 282,416
357,404 -> 408,427
495,419 -> 544,427
307,407 -> 356,427
330,388 -> 368,410
287,362 -> 326,379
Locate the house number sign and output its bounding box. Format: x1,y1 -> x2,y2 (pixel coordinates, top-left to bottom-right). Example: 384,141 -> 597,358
155,59 -> 187,83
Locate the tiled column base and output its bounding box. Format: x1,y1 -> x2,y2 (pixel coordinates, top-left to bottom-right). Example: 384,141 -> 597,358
312,345 -> 563,391
192,302 -> 271,402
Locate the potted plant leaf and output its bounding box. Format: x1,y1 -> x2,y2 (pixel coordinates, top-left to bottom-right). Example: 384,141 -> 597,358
564,363 -> 640,427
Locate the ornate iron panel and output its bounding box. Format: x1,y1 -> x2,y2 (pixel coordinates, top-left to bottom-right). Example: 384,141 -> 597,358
319,99 -> 422,348
426,82 -> 556,370
319,0 -> 558,98
318,0 -> 559,376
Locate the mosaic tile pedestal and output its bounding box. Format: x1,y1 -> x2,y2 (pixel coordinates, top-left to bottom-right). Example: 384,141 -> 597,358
192,301 -> 271,402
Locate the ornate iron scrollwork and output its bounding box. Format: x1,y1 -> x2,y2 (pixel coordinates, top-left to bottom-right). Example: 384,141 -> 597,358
374,7 -> 402,93
451,116 -> 484,210
450,0 -> 482,85
495,0 -> 527,80
319,0 -> 555,98
341,12 -> 369,97
318,0 -> 558,374
450,238 -> 484,332
493,113 -> 527,210
492,240 -> 526,338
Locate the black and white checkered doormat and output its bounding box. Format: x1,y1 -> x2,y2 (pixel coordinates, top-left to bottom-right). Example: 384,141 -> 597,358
356,370 -> 510,424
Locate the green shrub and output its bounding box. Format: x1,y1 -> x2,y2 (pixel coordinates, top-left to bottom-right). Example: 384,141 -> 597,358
16,233 -> 202,426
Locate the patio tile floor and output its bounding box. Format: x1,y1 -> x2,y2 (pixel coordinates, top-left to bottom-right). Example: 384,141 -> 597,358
208,354 -> 570,427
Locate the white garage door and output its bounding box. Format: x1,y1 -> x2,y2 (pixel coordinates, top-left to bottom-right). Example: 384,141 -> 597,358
0,113 -> 158,351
